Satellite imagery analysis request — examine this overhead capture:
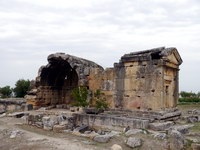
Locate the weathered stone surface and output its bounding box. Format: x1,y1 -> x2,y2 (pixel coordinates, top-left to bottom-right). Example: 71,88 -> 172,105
107,131 -> 120,137
111,144 -> 122,150
53,125 -> 66,132
10,130 -> 22,139
0,113 -> 6,118
125,129 -> 143,136
42,116 -> 54,130
93,134 -> 111,143
169,124 -> 194,134
76,113 -> 150,131
74,125 -> 88,133
192,143 -> 200,150
169,130 -> 185,150
8,112 -> 29,118
125,137 -> 142,148
187,116 -> 199,123
153,132 -> 167,140
26,47 -> 182,111
149,121 -> 174,131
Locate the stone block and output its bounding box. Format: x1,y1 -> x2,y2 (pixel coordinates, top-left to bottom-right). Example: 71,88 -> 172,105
111,144 -> 122,150
125,137 -> 142,148
169,130 -> 185,150
169,124 -> 194,134
192,143 -> 200,150
125,129 -> 143,136
53,125 -> 66,132
149,121 -> 174,131
93,134 -> 111,143
74,125 -> 88,133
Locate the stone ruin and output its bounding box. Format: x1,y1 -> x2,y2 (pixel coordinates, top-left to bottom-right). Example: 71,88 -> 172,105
23,46 -> 185,132
26,46 -> 182,111
3,47 -> 200,150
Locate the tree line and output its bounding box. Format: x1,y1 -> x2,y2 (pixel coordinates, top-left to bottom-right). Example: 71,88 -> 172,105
0,79 -> 30,98
179,91 -> 200,103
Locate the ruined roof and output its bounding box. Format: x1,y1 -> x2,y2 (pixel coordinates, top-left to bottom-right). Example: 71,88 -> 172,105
121,47 -> 183,65
36,53 -> 104,87
47,53 -> 103,69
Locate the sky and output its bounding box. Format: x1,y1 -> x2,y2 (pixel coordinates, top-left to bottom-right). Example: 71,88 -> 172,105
0,0 -> 200,92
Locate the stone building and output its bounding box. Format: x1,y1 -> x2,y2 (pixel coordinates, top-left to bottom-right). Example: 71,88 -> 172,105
26,47 -> 182,110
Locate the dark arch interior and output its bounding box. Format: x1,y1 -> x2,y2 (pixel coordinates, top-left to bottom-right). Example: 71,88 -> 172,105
41,60 -> 78,88
39,60 -> 78,105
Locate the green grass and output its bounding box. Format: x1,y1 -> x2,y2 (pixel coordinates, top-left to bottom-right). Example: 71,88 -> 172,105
191,122 -> 200,132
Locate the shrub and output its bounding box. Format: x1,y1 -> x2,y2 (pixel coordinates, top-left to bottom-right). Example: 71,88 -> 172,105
71,86 -> 88,107
179,97 -> 200,103
93,89 -> 108,110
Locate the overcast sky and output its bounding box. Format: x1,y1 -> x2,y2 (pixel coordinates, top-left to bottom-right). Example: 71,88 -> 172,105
0,0 -> 200,92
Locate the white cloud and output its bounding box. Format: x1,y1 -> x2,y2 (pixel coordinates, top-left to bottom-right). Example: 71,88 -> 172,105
0,0 -> 200,92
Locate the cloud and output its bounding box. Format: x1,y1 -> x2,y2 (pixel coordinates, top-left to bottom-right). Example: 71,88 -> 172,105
0,0 -> 200,92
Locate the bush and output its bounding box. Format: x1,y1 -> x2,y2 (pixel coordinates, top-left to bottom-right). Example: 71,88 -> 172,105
179,97 -> 200,103
93,89 -> 108,110
71,86 -> 88,107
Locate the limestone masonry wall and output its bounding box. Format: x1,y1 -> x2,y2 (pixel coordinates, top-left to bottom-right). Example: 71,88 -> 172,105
26,47 -> 182,111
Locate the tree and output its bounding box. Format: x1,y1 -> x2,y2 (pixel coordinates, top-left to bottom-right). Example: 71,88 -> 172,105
0,86 -> 12,98
13,79 -> 30,98
180,91 -> 196,98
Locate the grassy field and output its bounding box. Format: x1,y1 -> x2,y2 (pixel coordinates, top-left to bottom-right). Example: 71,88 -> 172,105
177,103 -> 200,114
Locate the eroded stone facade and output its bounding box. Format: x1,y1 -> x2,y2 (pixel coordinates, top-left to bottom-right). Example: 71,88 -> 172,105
26,47 -> 182,110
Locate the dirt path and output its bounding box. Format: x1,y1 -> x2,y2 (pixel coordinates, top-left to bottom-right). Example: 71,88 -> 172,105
0,117 -> 105,150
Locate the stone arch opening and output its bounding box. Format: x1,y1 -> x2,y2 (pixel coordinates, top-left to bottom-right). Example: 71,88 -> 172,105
39,60 -> 78,105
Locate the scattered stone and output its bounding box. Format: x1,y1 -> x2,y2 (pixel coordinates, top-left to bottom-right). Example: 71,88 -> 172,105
153,132 -> 167,140
169,124 -> 194,134
125,137 -> 142,148
186,137 -> 199,143
111,144 -> 122,150
97,129 -> 105,135
123,126 -> 130,133
84,131 -> 92,134
187,116 -> 198,123
149,121 -> 174,131
0,113 -> 6,118
192,143 -> 200,150
53,125 -> 66,132
86,131 -> 99,139
8,112 -> 29,118
125,129 -> 143,136
72,131 -> 81,136
93,134 -> 111,143
57,115 -> 67,124
74,125 -> 88,133
107,131 -> 120,137
63,129 -> 72,134
82,140 -> 96,145
0,110 -> 5,114
10,130 -> 21,139
35,121 -> 43,128
169,130 -> 185,150
42,116 -> 53,130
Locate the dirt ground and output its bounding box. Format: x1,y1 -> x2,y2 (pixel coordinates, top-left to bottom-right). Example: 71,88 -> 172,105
0,103 -> 200,150
0,117 -> 106,150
